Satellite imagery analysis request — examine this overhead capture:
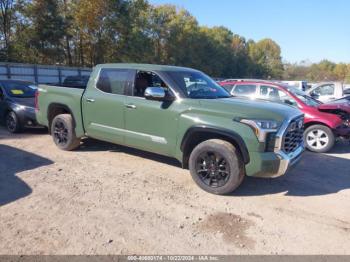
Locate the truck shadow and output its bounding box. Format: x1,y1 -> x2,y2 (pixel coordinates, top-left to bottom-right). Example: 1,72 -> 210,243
78,138 -> 182,168
0,145 -> 54,206
234,151 -> 350,197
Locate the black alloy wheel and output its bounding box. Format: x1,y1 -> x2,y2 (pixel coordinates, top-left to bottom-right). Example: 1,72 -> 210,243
195,151 -> 230,188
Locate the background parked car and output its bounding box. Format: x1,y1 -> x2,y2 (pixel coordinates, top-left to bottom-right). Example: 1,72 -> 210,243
307,82 -> 350,102
0,80 -> 40,133
281,80 -> 309,91
62,75 -> 89,89
219,80 -> 350,153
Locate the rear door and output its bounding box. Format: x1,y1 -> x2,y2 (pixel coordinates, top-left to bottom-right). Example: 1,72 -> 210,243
82,68 -> 135,144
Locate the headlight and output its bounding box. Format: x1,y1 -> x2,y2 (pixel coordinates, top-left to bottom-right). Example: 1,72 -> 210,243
239,119 -> 279,142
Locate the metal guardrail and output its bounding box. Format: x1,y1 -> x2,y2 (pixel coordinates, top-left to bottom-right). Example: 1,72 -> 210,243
0,62 -> 92,84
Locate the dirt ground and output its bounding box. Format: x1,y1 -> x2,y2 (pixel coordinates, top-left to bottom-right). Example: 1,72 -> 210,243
0,126 -> 350,255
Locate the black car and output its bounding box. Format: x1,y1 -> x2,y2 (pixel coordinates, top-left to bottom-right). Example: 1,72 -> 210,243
0,80 -> 39,133
62,75 -> 89,89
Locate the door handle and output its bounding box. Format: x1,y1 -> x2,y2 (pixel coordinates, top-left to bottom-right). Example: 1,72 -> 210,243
126,104 -> 137,109
86,98 -> 95,103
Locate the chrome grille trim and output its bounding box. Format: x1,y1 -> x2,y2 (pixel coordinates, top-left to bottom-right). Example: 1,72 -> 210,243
274,115 -> 304,154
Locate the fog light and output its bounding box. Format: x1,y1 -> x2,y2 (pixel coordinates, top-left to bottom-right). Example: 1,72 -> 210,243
27,120 -> 33,126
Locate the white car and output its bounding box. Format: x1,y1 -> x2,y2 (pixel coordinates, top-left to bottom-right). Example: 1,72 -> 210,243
281,81 -> 308,91
307,82 -> 350,102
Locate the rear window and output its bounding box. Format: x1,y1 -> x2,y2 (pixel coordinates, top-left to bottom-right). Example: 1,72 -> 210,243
221,84 -> 235,93
232,84 -> 257,96
96,69 -> 132,95
3,82 -> 37,98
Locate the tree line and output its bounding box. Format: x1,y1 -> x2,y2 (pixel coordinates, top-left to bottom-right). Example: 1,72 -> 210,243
0,0 -> 349,82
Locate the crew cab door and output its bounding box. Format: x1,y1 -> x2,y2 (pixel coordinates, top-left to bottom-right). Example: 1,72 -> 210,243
82,68 -> 135,144
123,71 -> 178,156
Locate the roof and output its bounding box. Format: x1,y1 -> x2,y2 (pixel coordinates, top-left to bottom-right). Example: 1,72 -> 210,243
94,63 -> 199,72
0,79 -> 34,84
219,79 -> 280,85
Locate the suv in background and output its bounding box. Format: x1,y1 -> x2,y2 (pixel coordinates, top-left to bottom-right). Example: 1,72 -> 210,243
219,80 -> 350,153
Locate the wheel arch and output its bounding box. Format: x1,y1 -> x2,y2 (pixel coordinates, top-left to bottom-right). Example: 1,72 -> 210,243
180,125 -> 250,169
47,103 -> 76,134
304,121 -> 332,130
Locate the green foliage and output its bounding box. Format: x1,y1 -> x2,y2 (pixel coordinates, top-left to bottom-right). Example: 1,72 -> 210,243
284,60 -> 350,83
1,0 -> 348,82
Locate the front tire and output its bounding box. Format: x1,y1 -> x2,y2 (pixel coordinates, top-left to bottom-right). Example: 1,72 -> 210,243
189,139 -> 244,195
6,111 -> 22,133
51,114 -> 81,151
304,125 -> 335,153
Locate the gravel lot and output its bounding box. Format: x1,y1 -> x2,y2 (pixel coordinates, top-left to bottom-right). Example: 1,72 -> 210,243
0,126 -> 350,255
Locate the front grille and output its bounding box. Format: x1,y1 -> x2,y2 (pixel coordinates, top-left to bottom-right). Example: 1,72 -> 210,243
282,118 -> 304,154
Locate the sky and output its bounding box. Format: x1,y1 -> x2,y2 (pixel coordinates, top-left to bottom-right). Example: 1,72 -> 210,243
149,0 -> 350,64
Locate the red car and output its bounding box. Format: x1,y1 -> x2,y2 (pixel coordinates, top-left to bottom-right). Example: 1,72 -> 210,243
219,80 -> 350,153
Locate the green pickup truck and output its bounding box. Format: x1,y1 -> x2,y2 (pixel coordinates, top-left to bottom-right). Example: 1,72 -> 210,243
36,64 -> 304,194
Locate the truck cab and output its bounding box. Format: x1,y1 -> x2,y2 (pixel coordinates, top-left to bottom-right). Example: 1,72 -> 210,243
36,64 -> 304,195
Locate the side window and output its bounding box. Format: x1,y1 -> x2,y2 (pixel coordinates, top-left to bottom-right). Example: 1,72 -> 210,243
260,85 -> 297,106
222,84 -> 234,93
312,84 -> 335,96
232,84 -> 257,97
96,69 -> 131,95
134,71 -> 169,97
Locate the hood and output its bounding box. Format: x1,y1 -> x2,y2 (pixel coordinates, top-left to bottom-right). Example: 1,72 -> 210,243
198,97 -> 302,124
8,96 -> 35,108
318,100 -> 350,114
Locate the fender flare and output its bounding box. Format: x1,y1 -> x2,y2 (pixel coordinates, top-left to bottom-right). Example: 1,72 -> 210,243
180,125 -> 250,165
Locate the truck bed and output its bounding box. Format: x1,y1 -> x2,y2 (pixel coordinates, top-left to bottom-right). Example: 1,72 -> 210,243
36,85 -> 86,137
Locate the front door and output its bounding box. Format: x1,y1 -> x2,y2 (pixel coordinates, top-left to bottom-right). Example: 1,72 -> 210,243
82,68 -> 135,144
124,71 -> 179,156
310,84 -> 335,102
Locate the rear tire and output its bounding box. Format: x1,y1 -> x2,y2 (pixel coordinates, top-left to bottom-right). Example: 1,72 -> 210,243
304,125 -> 335,153
189,139 -> 244,195
6,111 -> 22,133
51,114 -> 81,151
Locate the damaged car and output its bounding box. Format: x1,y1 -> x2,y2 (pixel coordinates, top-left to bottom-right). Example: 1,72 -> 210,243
219,80 -> 350,153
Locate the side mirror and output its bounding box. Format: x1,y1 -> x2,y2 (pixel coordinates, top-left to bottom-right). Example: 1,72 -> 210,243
310,92 -> 319,99
284,99 -> 293,105
144,87 -> 174,101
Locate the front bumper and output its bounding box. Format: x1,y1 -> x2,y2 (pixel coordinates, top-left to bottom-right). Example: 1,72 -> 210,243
334,125 -> 350,138
17,107 -> 41,128
273,144 -> 305,177
246,144 -> 304,178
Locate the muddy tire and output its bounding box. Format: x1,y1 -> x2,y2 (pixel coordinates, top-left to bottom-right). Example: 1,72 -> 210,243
189,139 -> 245,195
304,125 -> 335,153
51,114 -> 81,151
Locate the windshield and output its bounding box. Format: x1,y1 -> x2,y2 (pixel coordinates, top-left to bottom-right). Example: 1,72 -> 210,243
286,85 -> 321,107
165,71 -> 231,99
3,81 -> 37,98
